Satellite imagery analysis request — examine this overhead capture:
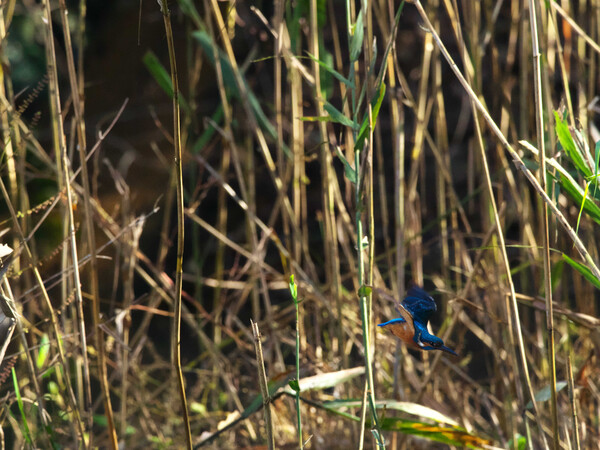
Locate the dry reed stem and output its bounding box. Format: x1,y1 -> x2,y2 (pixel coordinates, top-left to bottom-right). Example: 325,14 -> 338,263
251,320 -> 275,450
567,355 -> 581,450
527,0 -> 559,446
56,0 -> 105,443
158,1 -> 192,447
41,0 -> 91,444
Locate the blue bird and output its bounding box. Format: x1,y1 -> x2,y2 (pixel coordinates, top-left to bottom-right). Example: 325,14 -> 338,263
378,286 -> 458,356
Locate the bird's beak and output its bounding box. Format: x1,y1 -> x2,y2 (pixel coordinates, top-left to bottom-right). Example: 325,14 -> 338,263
440,345 -> 458,356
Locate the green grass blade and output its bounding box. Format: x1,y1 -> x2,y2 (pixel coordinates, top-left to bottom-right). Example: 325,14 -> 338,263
283,366 -> 365,394
306,52 -> 355,88
143,51 -> 190,114
376,418 -> 491,449
526,381 -> 568,409
12,367 -> 33,445
320,399 -> 491,449
542,155 -> 600,224
554,111 -> 591,177
592,140 -> 600,198
575,181 -> 591,235
324,399 -> 458,425
335,146 -> 358,183
354,82 -> 386,151
562,254 -> 600,290
349,9 -> 364,62
36,333 -> 50,370
323,101 -> 358,129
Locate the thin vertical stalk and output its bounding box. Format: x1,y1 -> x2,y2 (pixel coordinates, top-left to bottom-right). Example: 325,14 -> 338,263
0,9 -> 18,230
0,21 -> 17,248
295,300 -> 302,449
157,1 -> 192,448
432,0 -> 451,295
528,0 -> 559,447
41,0 -> 89,445
289,275 -> 302,449
355,150 -> 383,446
56,1 -> 111,444
345,1 -> 383,445
251,321 -> 275,450
364,0 -> 376,391
567,355 -> 580,450
309,0 -> 341,368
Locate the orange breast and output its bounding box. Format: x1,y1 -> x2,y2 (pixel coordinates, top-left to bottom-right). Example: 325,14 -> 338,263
384,322 -> 420,350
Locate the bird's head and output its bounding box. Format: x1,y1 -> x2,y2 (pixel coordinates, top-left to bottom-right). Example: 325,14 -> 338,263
421,334 -> 458,356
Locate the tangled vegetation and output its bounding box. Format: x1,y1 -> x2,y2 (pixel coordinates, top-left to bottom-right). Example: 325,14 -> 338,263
1,0 -> 599,448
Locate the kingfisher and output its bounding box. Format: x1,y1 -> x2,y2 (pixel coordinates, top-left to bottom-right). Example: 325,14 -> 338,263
378,286 -> 458,356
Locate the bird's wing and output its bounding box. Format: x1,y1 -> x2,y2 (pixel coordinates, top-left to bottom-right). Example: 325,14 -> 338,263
402,286 -> 437,325
397,303 -> 415,333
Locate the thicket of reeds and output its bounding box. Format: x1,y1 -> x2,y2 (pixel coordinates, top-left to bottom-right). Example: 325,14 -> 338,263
1,0 -> 599,448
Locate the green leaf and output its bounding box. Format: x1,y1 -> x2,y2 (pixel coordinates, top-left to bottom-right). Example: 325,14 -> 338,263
237,368 -> 365,426
319,47 -> 334,100
289,274 -> 298,301
322,399 -> 490,449
355,83 -> 386,151
554,111 -> 591,177
592,139 -> 600,198
545,156 -> 600,225
143,51 -> 190,113
376,418 -> 491,449
12,368 -> 32,445
575,181 -> 591,235
323,101 -> 358,129
526,381 -> 567,409
283,366 -> 365,394
178,0 -> 202,26
306,52 -> 355,88
36,333 -> 50,370
299,115 -> 337,123
521,139 -> 600,221
190,401 -> 207,415
350,10 -> 364,62
562,254 -> 600,290
239,376 -> 290,420
550,259 -> 564,293
95,413 -> 136,436
335,146 -> 357,184
325,399 -> 458,425
143,51 -> 172,96
508,434 -> 527,450
288,379 -> 300,393
358,285 -> 372,297
316,0 -> 327,27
